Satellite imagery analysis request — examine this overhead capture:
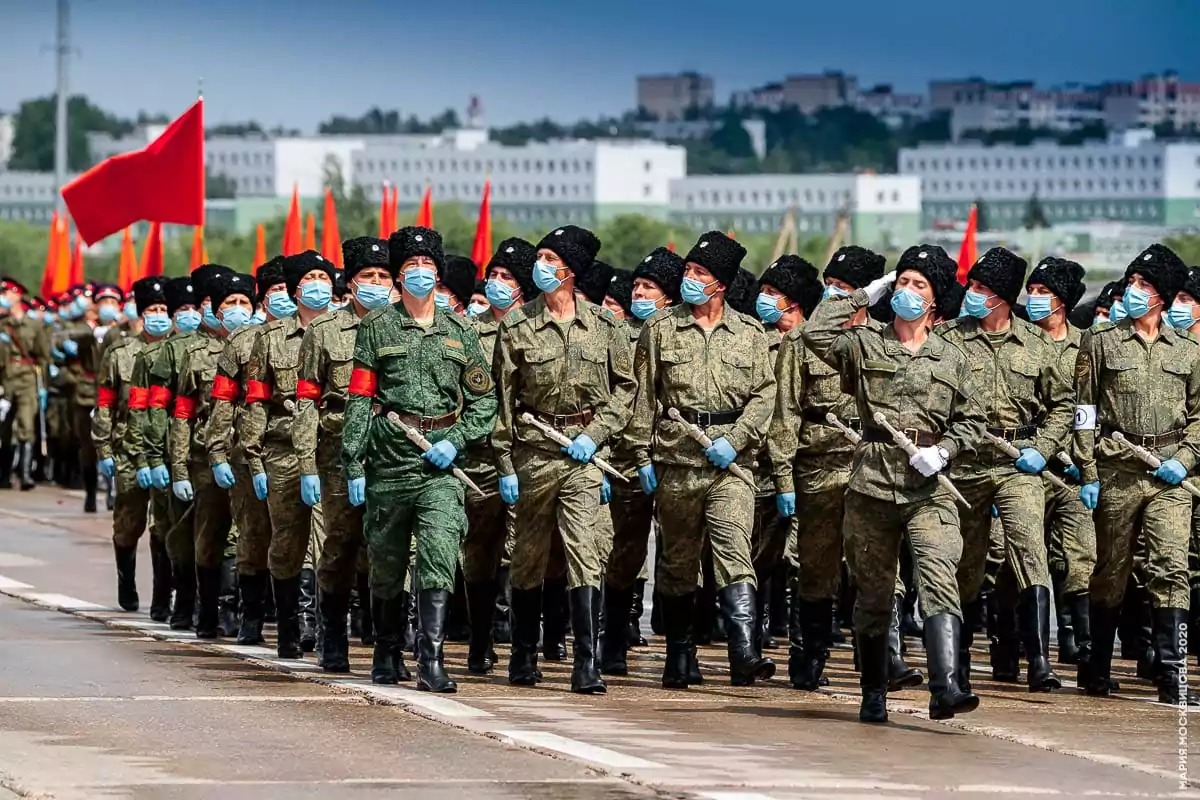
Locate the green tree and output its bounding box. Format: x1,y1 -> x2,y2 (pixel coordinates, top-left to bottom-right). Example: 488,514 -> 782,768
1165,234 -> 1200,266
595,214 -> 676,269
9,94 -> 136,171
974,198 -> 990,232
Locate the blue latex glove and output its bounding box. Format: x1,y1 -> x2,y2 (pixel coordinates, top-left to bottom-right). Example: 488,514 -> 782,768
776,492 -> 796,518
211,462 -> 235,489
252,473 -> 268,501
704,436 -> 738,470
97,457 -> 115,478
1154,458 -> 1188,486
62,339 -> 78,356
150,464 -> 170,489
600,475 -> 611,505
499,475 -> 520,505
37,388 -> 47,411
136,467 -> 152,489
348,476 -> 366,507
172,479 -> 194,502
1015,447 -> 1047,474
300,474 -> 321,506
564,433 -> 597,463
638,464 -> 657,495
0,333 -> 9,344
1065,464 -> 1081,482
1080,481 -> 1100,510
50,346 -> 64,360
422,439 -> 458,470
49,364 -> 60,379
991,504 -> 1000,519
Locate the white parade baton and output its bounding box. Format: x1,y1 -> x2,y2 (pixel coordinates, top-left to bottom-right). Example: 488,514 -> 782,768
386,411 -> 485,497
666,407 -> 757,489
981,430 -> 1073,493
519,412 -> 628,483
871,412 -> 971,510
1110,431 -> 1200,500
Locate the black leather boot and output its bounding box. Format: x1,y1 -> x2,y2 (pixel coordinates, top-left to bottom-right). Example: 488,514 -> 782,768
986,591 -> 1020,682
263,576 -> 276,623
355,572 -> 374,645
600,583 -> 632,676
541,577 -> 569,661
661,591 -> 694,690
1066,592 -> 1092,673
900,577 -> 923,638
1153,607 -> 1200,705
113,543 -> 139,612
857,631 -> 889,723
273,575 -> 303,659
925,613 -> 980,720
416,588 -> 457,693
1021,586 -> 1062,692
829,596 -> 846,644
18,442 -> 35,491
195,566 -> 221,639
148,536 -> 173,622
1053,575 -> 1078,665
237,571 -> 267,645
790,597 -> 831,690
1080,603 -> 1119,695
627,578 -> 647,647
569,586 -> 606,694
0,444 -> 12,488
169,561 -> 196,630
466,580 -> 498,674
298,568 -> 318,653
494,566 -> 512,645
371,594 -> 410,684
650,586 -> 664,636
348,583 -> 362,640
508,585 -> 542,686
768,566 -> 789,641
1122,587 -> 1157,679
888,596 -> 923,690
320,588 -> 350,674
83,463 -> 98,513
217,558 -> 239,638
719,582 -> 776,686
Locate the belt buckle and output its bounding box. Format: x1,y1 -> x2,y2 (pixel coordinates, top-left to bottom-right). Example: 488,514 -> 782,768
552,413 -> 570,428
1136,433 -> 1153,448
903,427 -> 921,444
1002,428 -> 1018,443
696,411 -> 711,427
419,416 -> 435,432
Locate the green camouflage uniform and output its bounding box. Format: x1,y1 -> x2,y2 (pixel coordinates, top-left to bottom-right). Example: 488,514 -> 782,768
147,331 -> 202,566
750,328 -> 788,585
625,303 -> 775,597
803,290 -> 985,636
492,296 -> 636,592
67,322 -> 102,479
0,313 -> 50,444
1073,319 -> 1200,610
93,330 -> 152,547
127,337 -> 184,553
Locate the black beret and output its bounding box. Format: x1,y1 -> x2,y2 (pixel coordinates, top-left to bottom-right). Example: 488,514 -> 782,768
633,247 -> 685,304
441,255 -> 479,308
486,237 -> 539,301
1027,256 -> 1086,312
131,276 -> 167,316
209,272 -> 257,312
388,227 -> 445,277
342,237 -> 390,284
938,281 -> 966,322
164,277 -> 196,316
605,268 -> 634,315
283,250 -> 335,298
576,259 -> 615,305
967,247 -> 1028,308
536,225 -> 602,276
824,245 -> 886,289
684,231 -> 745,288
725,267 -> 759,317
255,256 -> 286,300
191,264 -> 235,302
1124,243 -> 1189,305
760,255 -> 823,317
895,244 -> 958,319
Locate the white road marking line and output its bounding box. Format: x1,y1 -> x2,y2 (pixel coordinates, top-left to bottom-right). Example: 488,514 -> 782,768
0,553 -> 45,568
696,793 -> 778,800
955,787 -> 1061,795
0,574 -> 33,590
19,592 -> 108,610
0,695 -> 366,703
351,683 -> 493,718
497,730 -> 666,769
213,643 -> 277,657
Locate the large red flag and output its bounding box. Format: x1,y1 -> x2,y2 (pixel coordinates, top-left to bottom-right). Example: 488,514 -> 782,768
69,231 -> 85,287
117,227 -> 137,292
470,181 -> 492,278
62,99 -> 204,246
956,205 -> 978,285
252,224 -> 267,274
321,188 -> 342,267
40,211 -> 60,299
416,185 -> 433,228
282,186 -> 302,256
139,222 -> 164,279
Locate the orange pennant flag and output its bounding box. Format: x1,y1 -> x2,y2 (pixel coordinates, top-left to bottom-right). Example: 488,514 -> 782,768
416,185 -> 433,228
139,222 -> 164,279
69,230 -> 85,287
281,185 -> 302,256
321,188 -> 342,267
304,212 -> 316,252
52,217 -> 71,295
189,225 -> 206,271
667,237 -> 676,253
117,227 -> 137,292
470,181 -> 492,278
377,185 -> 390,239
956,204 -> 978,285
390,186 -> 399,234
40,211 -> 61,299
253,224 -> 267,273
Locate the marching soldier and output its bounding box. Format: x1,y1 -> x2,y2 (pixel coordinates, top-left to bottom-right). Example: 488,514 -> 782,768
1165,268 -> 1200,647
0,278 -> 50,491
1073,244 -> 1200,705
436,255 -> 479,317
65,282 -> 114,512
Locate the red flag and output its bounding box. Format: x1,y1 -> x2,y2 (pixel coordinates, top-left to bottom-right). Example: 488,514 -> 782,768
117,227 -> 137,292
282,185 -> 302,256
304,212 -> 316,252
377,185 -> 390,239
956,205 -> 978,285
62,99 -> 205,246
40,211 -> 60,299
416,185 -> 433,228
253,224 -> 267,273
189,225 -> 206,271
321,188 -> 342,267
667,237 -> 676,253
470,181 -> 492,278
69,230 -> 85,286
139,222 -> 164,279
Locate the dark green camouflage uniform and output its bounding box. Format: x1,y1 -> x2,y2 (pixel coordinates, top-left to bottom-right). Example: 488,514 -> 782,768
93,330 -> 152,547
127,337 -> 186,557
0,314 -> 50,444
148,332 -> 201,566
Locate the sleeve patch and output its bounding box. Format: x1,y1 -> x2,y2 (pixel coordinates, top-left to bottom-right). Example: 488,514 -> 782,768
464,364 -> 494,394
1075,350 -> 1091,382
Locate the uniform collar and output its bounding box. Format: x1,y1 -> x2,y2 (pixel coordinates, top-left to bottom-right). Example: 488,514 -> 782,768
882,324 -> 945,360
529,294 -> 592,331
1117,318 -> 1175,345
394,302 -> 449,335
675,301 -> 738,334
962,314 -> 1026,344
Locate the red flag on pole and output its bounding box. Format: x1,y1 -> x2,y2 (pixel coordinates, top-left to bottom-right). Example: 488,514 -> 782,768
321,188 -> 342,267
956,204 -> 978,285
282,185 -> 302,256
416,185 -> 433,228
117,227 -> 137,292
470,181 -> 492,278
68,230 -> 85,287
253,224 -> 267,273
303,212 -> 316,252
667,237 -> 676,253
139,222 -> 164,279
40,211 -> 60,299
62,99 -> 205,246
52,218 -> 71,295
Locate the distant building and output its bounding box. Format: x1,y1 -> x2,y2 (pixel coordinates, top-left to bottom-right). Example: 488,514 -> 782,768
730,83 -> 784,113
782,71 -> 858,114
856,85 -> 928,128
636,73 -> 715,121
633,118 -> 767,160
0,171 -> 69,225
0,113 -> 14,168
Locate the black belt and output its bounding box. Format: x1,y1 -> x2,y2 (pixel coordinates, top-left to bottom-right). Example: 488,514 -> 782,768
519,405 -> 595,428
862,427 -> 940,448
986,425 -> 1038,442
803,409 -> 860,430
1100,426 -> 1186,449
676,408 -> 743,427
386,409 -> 459,431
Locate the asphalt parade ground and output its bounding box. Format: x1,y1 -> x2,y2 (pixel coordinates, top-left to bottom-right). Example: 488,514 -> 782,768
0,486 -> 1197,800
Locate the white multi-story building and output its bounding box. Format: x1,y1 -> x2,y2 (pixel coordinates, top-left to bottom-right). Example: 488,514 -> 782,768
0,171 -> 70,224
0,113 -> 14,167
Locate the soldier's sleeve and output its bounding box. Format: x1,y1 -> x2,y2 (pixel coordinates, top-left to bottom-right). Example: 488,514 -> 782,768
448,326 -> 498,452
801,291 -> 861,372
624,321 -> 660,469
242,331 -> 272,478
143,341 -> 175,469
35,326 -> 51,365
1175,341 -> 1200,473
124,351 -> 149,471
341,320 -> 377,482
1034,340 -> 1076,459
1072,330 -> 1100,485
724,326 -> 777,456
293,325 -> 325,476
168,349 -> 196,484
767,333 -> 803,494
91,343 -> 118,461
941,351 -> 985,461
490,323 -> 519,478
582,317 -> 637,449
205,338 -> 241,468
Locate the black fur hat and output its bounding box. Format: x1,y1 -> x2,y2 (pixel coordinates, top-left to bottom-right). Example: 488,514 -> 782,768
441,255 -> 479,308
255,256 -> 286,300
536,225 -> 602,275
1027,256 -> 1086,312
938,281 -> 966,321
824,245 -> 885,289
487,237 -> 539,301
1124,243 -> 1189,304
209,272 -> 256,311
605,268 -> 634,315
1096,279 -> 1124,311
284,251 -> 335,298
760,255 -> 823,317
164,277 -> 196,316
967,247 -> 1028,308
191,264 -> 235,302
684,231 -> 745,288
131,276 -> 167,316
633,247 -> 685,304
342,237 -> 390,284
575,260 -> 615,305
1180,267 -> 1200,303
895,244 -> 958,318
388,227 -> 445,277
725,267 -> 759,316
473,279 -> 487,299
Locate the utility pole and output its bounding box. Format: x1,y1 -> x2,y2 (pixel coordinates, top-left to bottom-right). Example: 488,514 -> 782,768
53,0 -> 70,213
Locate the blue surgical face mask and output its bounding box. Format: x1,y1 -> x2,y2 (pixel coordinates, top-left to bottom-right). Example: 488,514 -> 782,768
755,292 -> 784,324
143,312 -> 172,336
175,309 -> 201,333
822,284 -> 850,301
1168,302 -> 1195,330
43,311 -> 56,325
202,302 -> 221,330
250,309 -> 267,325
0,296 -> 12,310
963,289 -> 995,319
467,301 -> 489,318
890,287 -> 929,321
123,301 -> 138,320
1108,300 -> 1127,324
73,296 -> 88,315
631,298 -> 662,320
532,260 -> 565,293
354,282 -> 392,311
485,279 -> 518,309
220,305 -> 251,332
265,290 -> 297,319
298,281 -> 332,311
1025,294 -> 1056,322
26,309 -> 40,322
1123,285 -> 1158,320
402,267 -> 436,298
680,276 -> 716,306
434,292 -> 454,311
98,304 -> 121,324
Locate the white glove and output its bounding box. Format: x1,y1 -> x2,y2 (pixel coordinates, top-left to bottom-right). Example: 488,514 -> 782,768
0,398 -> 10,423
909,445 -> 948,477
864,271 -> 897,305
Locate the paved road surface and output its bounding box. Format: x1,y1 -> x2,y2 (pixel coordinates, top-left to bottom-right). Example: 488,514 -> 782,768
0,487 -> 1196,800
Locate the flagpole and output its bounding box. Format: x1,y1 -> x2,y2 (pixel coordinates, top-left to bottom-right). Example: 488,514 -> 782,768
53,0 -> 70,214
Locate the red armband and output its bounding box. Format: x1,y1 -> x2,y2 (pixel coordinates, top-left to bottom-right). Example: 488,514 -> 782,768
97,386 -> 117,408
210,373 -> 239,403
173,395 -> 197,420
128,387 -> 150,410
244,380 -> 272,403
348,368 -> 377,398
296,379 -> 321,401
148,385 -> 173,409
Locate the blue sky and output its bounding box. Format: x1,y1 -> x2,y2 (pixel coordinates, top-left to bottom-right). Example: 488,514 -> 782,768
1,0 -> 1194,130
